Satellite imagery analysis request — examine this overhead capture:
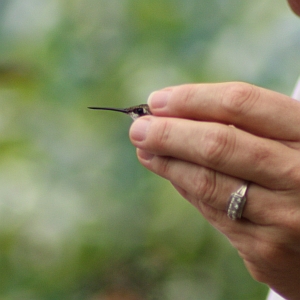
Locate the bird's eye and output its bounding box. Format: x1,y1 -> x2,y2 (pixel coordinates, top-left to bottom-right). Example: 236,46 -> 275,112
135,108 -> 144,115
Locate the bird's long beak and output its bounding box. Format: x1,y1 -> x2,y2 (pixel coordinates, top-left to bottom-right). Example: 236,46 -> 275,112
88,107 -> 128,114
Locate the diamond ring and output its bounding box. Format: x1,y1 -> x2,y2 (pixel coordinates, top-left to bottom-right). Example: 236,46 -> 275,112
227,182 -> 249,221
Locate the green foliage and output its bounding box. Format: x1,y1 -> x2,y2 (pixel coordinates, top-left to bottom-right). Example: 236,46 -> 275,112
0,0 -> 299,299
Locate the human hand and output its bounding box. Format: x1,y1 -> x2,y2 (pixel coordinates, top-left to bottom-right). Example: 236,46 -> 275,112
129,82 -> 300,299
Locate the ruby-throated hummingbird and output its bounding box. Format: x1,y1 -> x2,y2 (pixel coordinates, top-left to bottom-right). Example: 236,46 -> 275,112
88,104 -> 152,120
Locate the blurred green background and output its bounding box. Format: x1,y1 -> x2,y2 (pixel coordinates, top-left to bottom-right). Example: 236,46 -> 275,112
0,0 -> 299,299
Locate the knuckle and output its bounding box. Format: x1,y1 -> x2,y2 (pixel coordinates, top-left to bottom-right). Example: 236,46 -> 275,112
279,212 -> 300,240
220,82 -> 260,116
248,143 -> 273,174
202,126 -> 235,166
284,164 -> 300,190
180,84 -> 199,106
153,119 -> 173,149
159,156 -> 172,178
192,169 -> 217,204
250,146 -> 300,189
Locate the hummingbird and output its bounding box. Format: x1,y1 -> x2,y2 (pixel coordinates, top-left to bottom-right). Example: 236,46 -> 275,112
88,104 -> 152,121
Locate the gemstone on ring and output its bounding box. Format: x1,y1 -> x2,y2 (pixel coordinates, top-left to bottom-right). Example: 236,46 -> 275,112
227,182 -> 249,220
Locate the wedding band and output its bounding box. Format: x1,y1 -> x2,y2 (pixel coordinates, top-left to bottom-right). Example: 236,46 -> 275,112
227,182 -> 249,220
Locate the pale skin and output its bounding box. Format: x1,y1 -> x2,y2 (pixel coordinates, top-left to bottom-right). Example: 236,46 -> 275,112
129,2 -> 300,299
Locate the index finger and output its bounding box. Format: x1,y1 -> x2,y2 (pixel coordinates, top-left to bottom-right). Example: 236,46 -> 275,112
148,82 -> 300,141
129,116 -> 300,190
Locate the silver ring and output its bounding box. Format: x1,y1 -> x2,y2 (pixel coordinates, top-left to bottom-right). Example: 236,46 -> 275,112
227,182 -> 249,220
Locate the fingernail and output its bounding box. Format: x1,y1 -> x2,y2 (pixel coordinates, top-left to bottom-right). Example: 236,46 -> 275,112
138,150 -> 154,161
130,118 -> 151,142
148,90 -> 171,109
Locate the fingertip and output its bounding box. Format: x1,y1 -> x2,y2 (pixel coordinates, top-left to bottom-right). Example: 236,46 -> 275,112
129,117 -> 151,143
136,148 -> 154,162
147,89 -> 172,110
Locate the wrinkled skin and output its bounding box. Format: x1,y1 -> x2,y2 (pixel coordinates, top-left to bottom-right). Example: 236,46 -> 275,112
129,3 -> 300,300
